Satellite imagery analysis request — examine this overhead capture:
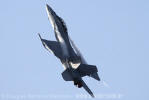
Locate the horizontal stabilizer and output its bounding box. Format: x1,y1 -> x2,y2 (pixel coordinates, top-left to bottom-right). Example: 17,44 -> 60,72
62,69 -> 73,81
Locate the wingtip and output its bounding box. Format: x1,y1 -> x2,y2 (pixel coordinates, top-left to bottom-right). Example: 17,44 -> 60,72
38,33 -> 42,40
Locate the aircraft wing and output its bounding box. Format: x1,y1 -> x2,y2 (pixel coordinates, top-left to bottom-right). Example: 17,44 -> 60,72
81,80 -> 94,98
38,34 -> 64,60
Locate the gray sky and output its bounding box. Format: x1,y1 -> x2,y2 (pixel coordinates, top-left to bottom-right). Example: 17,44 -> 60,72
0,0 -> 149,100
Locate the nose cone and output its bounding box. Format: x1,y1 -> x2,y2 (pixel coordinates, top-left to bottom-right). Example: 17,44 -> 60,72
46,4 -> 51,14
46,4 -> 56,16
46,4 -> 48,7
46,4 -> 50,10
46,4 -> 57,29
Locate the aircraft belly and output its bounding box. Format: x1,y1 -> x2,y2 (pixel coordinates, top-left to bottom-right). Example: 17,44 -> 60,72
56,32 -> 69,57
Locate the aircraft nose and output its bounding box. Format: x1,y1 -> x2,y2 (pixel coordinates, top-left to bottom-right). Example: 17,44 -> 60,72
46,4 -> 57,18
46,4 -> 50,11
45,4 -> 58,29
46,4 -> 53,13
46,4 -> 49,9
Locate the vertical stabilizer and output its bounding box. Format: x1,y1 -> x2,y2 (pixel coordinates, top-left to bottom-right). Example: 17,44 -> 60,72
82,80 -> 94,98
90,72 -> 100,81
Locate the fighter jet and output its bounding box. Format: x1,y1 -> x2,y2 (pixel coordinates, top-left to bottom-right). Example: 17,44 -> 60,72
39,4 -> 100,97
